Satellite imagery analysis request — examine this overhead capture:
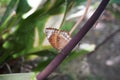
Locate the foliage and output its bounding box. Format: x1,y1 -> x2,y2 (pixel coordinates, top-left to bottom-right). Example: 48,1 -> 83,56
0,0 -> 68,63
110,0 -> 120,3
0,0 -> 10,6
0,73 -> 36,80
0,0 -> 90,79
75,0 -> 87,5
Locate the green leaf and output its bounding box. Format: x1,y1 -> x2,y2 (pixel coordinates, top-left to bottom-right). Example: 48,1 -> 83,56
75,0 -> 87,5
29,50 -> 56,57
0,73 -> 36,80
0,0 -> 18,33
16,0 -> 31,14
62,50 -> 89,65
110,0 -> 120,3
0,0 -> 75,63
8,0 -> 74,56
33,57 -> 54,72
0,0 -> 10,6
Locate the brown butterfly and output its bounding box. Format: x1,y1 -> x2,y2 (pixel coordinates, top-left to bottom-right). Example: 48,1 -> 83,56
45,28 -> 71,50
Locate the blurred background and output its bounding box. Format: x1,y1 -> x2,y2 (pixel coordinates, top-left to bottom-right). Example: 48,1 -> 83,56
0,0 -> 120,80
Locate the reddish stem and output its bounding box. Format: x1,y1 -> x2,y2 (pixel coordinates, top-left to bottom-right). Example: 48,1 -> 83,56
37,0 -> 110,80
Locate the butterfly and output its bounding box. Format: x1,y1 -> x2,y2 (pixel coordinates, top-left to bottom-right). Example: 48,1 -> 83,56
45,28 -> 71,50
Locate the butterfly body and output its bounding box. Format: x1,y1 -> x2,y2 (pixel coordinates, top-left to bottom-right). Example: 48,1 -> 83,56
45,28 -> 71,50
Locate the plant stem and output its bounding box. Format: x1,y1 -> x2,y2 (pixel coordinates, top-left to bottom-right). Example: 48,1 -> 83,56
36,0 -> 110,80
69,0 -> 91,35
87,29 -> 120,56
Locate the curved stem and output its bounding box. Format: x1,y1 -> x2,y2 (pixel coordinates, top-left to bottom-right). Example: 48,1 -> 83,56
69,0 -> 91,35
87,29 -> 120,56
37,0 -> 110,80
59,1 -> 74,29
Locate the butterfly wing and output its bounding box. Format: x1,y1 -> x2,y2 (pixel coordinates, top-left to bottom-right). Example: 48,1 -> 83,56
45,28 -> 56,39
58,31 -> 71,50
48,32 -> 59,50
45,28 -> 71,50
